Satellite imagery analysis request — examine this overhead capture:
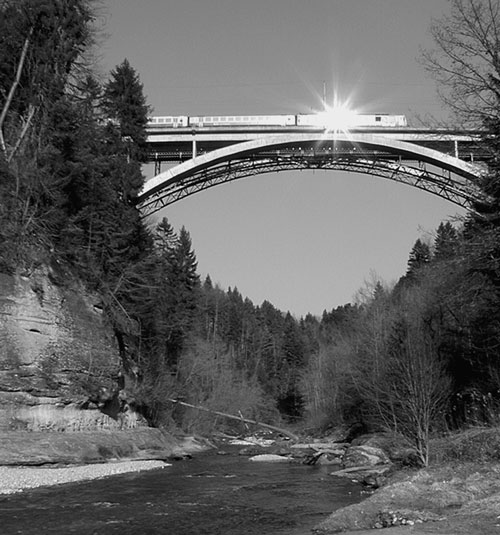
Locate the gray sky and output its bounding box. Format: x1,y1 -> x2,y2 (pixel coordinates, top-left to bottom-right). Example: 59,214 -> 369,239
100,0 -> 465,317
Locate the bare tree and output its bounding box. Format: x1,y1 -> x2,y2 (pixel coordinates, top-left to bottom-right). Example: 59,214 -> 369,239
387,315 -> 451,466
351,283 -> 451,466
299,336 -> 353,429
421,0 -> 500,126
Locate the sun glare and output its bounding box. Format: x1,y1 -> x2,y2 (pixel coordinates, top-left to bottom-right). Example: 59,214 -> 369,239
317,104 -> 358,133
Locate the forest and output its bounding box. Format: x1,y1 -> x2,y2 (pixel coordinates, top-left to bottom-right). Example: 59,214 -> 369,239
2,0 -> 500,467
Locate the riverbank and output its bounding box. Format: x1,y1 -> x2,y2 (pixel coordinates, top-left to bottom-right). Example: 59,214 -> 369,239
0,434 -> 299,498
315,461 -> 500,534
314,427 -> 500,534
0,460 -> 169,495
0,429 -> 210,466
0,429 -> 211,495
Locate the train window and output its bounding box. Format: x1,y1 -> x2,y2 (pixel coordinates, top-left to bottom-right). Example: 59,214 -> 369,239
375,116 -> 381,122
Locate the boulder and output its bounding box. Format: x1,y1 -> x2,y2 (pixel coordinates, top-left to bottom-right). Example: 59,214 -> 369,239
249,454 -> 291,463
238,445 -> 266,456
316,453 -> 343,466
321,423 -> 365,443
343,445 -> 391,468
351,433 -> 419,465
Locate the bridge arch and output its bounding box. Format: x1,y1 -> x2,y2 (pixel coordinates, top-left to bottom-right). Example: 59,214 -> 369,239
138,133 -> 486,217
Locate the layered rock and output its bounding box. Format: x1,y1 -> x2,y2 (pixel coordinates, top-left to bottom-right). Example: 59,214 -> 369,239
0,267 -> 140,433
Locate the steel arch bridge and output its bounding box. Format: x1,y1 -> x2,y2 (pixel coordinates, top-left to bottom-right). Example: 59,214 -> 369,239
137,131 -> 487,217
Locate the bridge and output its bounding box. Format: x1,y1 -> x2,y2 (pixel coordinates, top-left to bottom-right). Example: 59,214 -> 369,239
137,122 -> 489,217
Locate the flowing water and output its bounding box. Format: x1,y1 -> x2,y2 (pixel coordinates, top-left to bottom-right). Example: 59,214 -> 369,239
0,450 -> 365,534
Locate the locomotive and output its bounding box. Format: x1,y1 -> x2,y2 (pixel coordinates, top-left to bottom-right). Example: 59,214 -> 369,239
147,113 -> 408,129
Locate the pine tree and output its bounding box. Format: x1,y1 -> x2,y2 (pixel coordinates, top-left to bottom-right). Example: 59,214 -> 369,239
434,222 -> 458,261
153,217 -> 178,258
406,239 -> 431,278
0,0 -> 94,162
101,58 -> 150,164
163,226 -> 200,368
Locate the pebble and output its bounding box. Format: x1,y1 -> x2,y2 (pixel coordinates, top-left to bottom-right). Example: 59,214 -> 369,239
0,460 -> 170,495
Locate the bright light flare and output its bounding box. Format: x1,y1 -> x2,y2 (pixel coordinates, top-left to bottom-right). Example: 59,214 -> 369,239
316,104 -> 358,132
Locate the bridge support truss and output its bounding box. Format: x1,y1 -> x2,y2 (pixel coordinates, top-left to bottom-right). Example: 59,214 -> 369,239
139,140 -> 486,217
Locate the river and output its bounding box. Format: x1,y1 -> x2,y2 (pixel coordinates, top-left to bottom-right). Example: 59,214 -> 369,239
0,449 -> 365,534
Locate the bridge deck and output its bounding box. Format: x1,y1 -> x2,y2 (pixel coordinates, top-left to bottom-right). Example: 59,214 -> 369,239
146,126 -> 486,164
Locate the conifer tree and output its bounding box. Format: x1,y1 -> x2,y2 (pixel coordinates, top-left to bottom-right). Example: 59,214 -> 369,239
169,226 -> 200,318
434,222 -> 458,261
159,226 -> 200,368
406,239 -> 431,279
0,0 -> 94,162
153,217 -> 178,258
102,58 -> 150,164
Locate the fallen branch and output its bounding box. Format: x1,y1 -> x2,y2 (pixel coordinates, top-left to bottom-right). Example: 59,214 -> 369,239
168,399 -> 299,441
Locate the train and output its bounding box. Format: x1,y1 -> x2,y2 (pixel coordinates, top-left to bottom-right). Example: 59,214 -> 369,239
146,113 -> 408,129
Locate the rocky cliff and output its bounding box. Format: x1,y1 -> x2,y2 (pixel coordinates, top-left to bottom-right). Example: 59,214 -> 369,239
0,265 -> 142,433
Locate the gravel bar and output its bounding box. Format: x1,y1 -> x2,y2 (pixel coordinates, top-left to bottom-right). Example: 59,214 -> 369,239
0,460 -> 170,495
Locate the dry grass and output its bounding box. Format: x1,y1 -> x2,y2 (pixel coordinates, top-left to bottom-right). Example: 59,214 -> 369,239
430,426 -> 500,464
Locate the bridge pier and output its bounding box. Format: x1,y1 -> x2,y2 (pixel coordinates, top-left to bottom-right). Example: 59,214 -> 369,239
155,159 -> 162,175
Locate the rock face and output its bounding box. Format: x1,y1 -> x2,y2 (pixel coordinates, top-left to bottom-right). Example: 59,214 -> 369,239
0,267 -> 141,433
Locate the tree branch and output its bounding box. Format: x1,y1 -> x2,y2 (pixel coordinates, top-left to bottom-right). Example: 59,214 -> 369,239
0,26 -> 33,155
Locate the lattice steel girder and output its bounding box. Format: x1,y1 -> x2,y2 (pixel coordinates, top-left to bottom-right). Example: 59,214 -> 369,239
138,151 -> 485,218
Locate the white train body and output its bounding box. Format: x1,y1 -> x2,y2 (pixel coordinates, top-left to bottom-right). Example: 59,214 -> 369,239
147,116 -> 189,127
296,113 -> 407,128
147,113 -> 407,129
189,115 -> 296,127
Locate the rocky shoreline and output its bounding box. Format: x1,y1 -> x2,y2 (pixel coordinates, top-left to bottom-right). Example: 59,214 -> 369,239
1,428 -> 500,535
0,429 -> 211,496
0,460 -> 169,495
229,428 -> 500,535
0,429 -> 210,466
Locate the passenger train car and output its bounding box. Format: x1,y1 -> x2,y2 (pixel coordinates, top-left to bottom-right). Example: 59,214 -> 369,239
147,113 -> 408,128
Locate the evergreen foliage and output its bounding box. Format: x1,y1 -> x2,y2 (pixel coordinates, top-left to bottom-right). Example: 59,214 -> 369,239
406,239 -> 431,278
434,222 -> 458,261
102,58 -> 151,164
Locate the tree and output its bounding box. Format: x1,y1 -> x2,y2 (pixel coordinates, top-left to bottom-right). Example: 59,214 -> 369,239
386,311 -> 451,466
159,226 -> 200,369
0,1 -> 109,277
153,217 -> 178,258
0,0 -> 94,162
393,239 -> 432,292
433,222 -> 459,261
102,58 -> 150,164
421,0 -> 500,126
407,239 -> 431,275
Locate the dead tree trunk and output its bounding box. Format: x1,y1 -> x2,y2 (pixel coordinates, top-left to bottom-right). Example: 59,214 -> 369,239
168,399 -> 299,441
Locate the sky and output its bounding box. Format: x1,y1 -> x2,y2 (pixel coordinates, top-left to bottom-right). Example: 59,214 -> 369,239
99,0 -> 466,317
